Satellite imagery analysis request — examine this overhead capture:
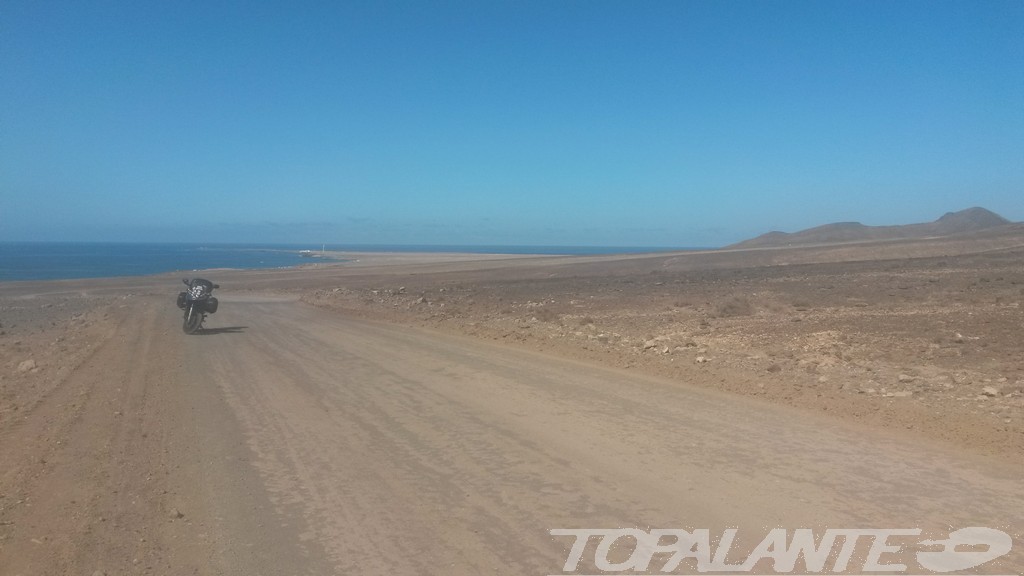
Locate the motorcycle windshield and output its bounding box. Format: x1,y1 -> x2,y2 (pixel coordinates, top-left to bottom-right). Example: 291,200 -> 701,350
189,279 -> 215,294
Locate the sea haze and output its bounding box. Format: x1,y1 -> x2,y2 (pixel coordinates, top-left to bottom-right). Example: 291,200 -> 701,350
0,243 -> 694,282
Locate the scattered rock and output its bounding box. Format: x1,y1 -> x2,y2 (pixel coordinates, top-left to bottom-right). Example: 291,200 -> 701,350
695,356 -> 708,364
17,359 -> 36,373
168,507 -> 184,519
897,374 -> 915,383
981,386 -> 999,397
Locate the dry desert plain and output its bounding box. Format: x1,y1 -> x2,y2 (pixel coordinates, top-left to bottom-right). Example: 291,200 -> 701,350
1,227 -> 1023,574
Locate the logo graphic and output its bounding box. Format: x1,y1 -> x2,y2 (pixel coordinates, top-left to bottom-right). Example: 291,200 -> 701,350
549,527 -> 1017,575
918,527 -> 1013,572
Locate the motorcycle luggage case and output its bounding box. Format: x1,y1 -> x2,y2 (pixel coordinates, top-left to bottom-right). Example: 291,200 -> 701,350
176,292 -> 187,309
204,297 -> 219,314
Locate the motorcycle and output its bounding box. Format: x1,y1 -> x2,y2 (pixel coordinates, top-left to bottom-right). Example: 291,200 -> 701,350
176,278 -> 219,334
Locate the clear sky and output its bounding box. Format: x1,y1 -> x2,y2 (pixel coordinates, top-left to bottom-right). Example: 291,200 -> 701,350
2,1 -> 1021,246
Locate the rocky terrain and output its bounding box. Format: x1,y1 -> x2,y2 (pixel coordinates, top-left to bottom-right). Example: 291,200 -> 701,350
303,243 -> 1024,456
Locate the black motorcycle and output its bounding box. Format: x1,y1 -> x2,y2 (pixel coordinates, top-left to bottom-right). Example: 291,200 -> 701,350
177,278 -> 219,334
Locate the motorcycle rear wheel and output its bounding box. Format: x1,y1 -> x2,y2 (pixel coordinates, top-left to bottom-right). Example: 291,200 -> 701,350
183,305 -> 203,334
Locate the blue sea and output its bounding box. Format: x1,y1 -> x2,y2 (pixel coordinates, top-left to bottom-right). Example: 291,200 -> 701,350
0,242 -> 692,282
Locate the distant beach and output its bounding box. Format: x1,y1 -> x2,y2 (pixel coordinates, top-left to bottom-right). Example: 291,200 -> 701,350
0,242 -> 692,282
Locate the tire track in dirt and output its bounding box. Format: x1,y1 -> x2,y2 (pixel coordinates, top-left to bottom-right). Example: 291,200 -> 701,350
0,298 -> 332,576
195,296 -> 1024,574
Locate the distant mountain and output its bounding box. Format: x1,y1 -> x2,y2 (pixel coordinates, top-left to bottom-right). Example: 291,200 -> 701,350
730,207 -> 1013,249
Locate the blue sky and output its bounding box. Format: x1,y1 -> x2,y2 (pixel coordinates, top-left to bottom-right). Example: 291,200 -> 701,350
2,1 -> 1021,246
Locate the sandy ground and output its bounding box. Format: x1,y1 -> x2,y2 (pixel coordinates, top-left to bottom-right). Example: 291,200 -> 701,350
1,232 -> 1023,574
304,234 -> 1024,457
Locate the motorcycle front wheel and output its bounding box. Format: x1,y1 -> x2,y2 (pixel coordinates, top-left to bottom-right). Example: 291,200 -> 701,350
183,304 -> 203,334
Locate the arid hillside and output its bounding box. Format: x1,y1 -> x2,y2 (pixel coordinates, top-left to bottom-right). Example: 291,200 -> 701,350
731,207 -> 1014,248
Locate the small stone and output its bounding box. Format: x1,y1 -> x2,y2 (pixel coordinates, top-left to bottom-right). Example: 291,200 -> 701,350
643,340 -> 658,350
892,391 -> 913,398
695,356 -> 708,364
168,507 -> 184,519
981,386 -> 999,397
17,359 -> 36,373
897,374 -> 915,383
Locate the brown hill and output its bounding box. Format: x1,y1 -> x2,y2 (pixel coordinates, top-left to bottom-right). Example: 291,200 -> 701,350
730,207 -> 1012,249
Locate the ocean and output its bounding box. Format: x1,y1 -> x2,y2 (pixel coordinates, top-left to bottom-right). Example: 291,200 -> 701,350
0,242 -> 691,282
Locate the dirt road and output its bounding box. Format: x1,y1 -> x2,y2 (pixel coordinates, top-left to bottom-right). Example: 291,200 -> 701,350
1,293 -> 1021,575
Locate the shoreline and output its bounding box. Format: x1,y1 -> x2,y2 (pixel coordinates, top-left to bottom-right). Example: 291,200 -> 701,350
0,243 -> 697,283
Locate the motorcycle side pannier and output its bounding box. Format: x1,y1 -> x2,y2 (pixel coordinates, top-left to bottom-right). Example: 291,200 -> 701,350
176,292 -> 187,309
204,297 -> 219,314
